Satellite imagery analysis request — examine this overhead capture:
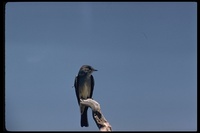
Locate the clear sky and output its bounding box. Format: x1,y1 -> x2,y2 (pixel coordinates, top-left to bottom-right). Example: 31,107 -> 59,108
5,2 -> 197,131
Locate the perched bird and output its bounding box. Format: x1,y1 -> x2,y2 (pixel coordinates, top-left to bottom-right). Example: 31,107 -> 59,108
74,65 -> 97,127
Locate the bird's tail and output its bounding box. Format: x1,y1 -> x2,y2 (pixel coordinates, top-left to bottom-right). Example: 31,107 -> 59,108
81,107 -> 89,127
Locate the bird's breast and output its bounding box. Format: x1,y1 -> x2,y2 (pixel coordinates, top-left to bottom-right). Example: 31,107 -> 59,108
79,78 -> 91,99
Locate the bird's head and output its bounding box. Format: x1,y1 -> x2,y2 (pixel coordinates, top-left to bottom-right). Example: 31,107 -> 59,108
78,65 -> 97,76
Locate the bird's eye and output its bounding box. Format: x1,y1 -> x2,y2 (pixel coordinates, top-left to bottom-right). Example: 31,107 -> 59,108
87,66 -> 92,70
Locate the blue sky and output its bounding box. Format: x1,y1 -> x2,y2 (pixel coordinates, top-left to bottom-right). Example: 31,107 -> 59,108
5,2 -> 197,131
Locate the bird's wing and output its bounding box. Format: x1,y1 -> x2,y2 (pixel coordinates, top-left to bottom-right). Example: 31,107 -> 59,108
90,75 -> 95,98
74,75 -> 80,105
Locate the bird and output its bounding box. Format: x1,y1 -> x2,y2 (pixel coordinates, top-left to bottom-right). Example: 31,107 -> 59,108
74,65 -> 97,127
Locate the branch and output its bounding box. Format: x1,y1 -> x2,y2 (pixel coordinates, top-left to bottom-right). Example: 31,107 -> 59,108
80,98 -> 112,131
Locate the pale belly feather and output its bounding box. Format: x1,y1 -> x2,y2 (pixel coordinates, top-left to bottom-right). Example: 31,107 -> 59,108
79,83 -> 91,99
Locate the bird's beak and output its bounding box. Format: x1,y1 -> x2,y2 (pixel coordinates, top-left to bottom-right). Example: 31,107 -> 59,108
93,69 -> 98,71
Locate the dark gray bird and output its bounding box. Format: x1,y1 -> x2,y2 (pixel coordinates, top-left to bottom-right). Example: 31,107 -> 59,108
74,65 -> 97,127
